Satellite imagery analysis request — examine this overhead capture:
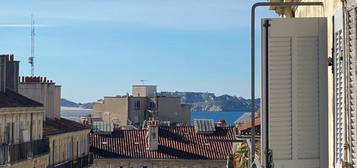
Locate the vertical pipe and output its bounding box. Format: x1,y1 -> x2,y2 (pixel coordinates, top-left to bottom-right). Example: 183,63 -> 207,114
263,19 -> 271,167
250,5 -> 256,166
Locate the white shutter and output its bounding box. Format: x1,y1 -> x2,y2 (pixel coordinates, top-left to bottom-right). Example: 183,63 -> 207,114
347,6 -> 357,167
334,9 -> 345,168
261,18 -> 328,168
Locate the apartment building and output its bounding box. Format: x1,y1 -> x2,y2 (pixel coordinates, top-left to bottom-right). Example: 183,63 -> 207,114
18,76 -> 91,168
90,120 -> 235,168
0,54 -> 49,168
264,0 -> 356,167
92,85 -> 191,127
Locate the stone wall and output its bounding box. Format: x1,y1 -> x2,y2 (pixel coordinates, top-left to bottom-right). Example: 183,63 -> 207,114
7,154 -> 49,168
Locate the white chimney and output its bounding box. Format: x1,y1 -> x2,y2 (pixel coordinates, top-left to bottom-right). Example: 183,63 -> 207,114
146,120 -> 158,150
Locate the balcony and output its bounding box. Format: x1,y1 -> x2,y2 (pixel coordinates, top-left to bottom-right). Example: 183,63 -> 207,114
50,154 -> 93,168
0,138 -> 49,165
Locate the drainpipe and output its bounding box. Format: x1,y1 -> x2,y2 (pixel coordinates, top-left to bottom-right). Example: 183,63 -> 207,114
250,2 -> 323,168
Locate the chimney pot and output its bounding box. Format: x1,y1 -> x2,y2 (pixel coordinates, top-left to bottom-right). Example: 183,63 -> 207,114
146,121 -> 159,151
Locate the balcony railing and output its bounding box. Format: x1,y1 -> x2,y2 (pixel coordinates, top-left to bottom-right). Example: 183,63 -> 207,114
51,154 -> 93,168
0,138 -> 49,165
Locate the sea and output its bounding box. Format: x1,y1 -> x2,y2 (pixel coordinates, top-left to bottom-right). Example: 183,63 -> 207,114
61,108 -> 246,125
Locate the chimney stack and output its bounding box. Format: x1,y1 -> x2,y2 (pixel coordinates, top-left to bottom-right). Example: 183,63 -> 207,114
0,55 -> 6,92
146,120 -> 159,151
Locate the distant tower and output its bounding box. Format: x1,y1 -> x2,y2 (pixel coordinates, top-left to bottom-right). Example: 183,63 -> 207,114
28,15 -> 35,76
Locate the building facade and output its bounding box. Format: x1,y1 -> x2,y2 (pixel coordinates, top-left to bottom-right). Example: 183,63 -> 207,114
266,0 -> 357,167
17,76 -> 91,168
0,54 -> 49,168
92,85 -> 191,127
18,77 -> 61,119
43,118 -> 91,168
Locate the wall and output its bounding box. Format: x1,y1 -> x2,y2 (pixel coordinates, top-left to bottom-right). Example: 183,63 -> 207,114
132,85 -> 157,97
90,159 -> 226,168
7,154 -> 49,168
0,107 -> 44,144
93,96 -> 191,126
18,82 -> 61,120
54,86 -> 61,119
128,97 -> 148,125
5,60 -> 19,92
157,97 -> 190,125
47,129 -> 90,167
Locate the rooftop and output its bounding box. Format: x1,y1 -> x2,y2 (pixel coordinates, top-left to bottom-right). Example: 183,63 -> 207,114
0,89 -> 43,108
90,126 -> 235,160
43,118 -> 90,136
236,117 -> 261,135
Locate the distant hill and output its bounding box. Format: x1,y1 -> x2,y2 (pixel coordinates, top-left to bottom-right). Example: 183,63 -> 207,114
159,92 -> 260,112
61,98 -> 79,107
61,98 -> 94,109
61,92 -> 260,112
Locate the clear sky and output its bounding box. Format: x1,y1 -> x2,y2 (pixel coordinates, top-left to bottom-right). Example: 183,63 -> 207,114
0,0 -> 277,102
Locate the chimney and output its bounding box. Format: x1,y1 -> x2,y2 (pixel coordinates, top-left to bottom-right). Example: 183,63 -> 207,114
0,55 -> 6,92
5,57 -> 19,92
146,120 -> 159,150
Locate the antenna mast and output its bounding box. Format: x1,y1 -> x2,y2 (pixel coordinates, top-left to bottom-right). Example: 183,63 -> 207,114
140,80 -> 147,85
28,15 -> 35,76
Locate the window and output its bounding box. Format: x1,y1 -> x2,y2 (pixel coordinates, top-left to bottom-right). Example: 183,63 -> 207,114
135,101 -> 141,110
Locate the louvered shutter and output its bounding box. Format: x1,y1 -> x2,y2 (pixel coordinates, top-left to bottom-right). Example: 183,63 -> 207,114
347,6 -> 357,167
261,18 -> 328,168
333,9 -> 346,168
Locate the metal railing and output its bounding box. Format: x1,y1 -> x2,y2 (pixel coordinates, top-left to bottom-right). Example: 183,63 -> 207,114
51,154 -> 93,168
0,138 -> 49,165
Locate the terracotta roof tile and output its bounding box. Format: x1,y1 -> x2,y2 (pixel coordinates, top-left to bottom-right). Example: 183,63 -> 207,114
90,126 -> 235,160
236,117 -> 261,131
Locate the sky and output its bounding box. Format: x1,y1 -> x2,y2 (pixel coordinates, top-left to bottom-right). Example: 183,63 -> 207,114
0,0 -> 277,102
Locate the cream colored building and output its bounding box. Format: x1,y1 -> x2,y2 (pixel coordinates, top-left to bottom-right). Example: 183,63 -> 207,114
0,54 -> 49,168
92,85 -> 191,127
266,0 -> 356,167
17,76 -> 91,167
18,77 -> 61,119
43,118 -> 91,168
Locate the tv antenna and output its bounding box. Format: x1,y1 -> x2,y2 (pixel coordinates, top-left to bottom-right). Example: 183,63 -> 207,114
28,14 -> 35,76
140,80 -> 147,85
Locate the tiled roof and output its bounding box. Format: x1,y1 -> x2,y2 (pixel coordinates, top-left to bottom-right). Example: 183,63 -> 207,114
43,118 -> 90,136
236,117 -> 261,131
90,126 -> 235,160
0,89 -> 43,108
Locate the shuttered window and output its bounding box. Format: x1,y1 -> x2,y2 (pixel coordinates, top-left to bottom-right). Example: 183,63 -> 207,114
333,9 -> 345,167
262,18 -> 328,168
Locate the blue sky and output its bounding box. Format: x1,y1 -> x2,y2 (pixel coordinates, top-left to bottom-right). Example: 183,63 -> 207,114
0,0 -> 277,102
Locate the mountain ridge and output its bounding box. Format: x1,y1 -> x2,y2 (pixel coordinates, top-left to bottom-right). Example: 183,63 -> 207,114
61,92 -> 260,111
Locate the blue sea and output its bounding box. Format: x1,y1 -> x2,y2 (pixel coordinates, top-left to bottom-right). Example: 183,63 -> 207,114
191,111 -> 246,124
61,108 -> 246,125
